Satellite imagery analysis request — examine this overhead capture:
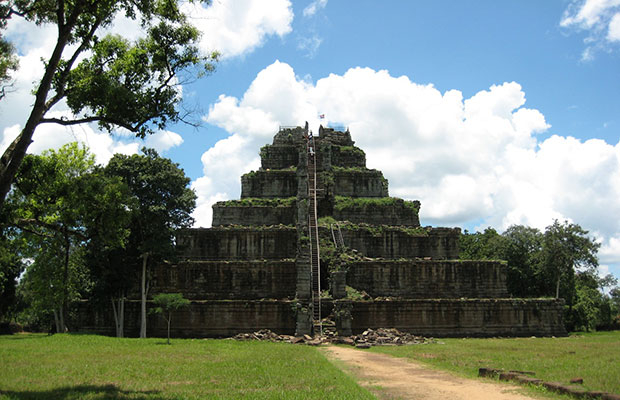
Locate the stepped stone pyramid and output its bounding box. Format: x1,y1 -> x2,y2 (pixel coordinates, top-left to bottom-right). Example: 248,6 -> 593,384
78,124 -> 566,337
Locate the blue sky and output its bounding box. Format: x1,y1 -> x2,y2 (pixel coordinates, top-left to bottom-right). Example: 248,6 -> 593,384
2,0 -> 620,281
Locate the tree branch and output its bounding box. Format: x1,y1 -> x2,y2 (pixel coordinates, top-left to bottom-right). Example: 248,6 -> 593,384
40,116 -> 138,133
45,16 -> 103,110
14,218 -> 88,241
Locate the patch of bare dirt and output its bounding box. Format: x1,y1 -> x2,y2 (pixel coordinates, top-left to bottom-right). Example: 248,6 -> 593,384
322,345 -> 542,400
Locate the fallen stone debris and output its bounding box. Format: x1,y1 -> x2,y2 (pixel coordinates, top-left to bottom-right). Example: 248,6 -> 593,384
479,368 -> 620,400
230,328 -> 437,347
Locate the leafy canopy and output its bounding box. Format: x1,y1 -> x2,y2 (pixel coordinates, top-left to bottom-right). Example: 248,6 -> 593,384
0,0 -> 218,208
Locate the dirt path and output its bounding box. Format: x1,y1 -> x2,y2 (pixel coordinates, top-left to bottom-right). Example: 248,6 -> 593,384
322,345 -> 541,400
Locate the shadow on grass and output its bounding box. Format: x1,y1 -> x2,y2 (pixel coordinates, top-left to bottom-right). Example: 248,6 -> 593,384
0,384 -> 166,400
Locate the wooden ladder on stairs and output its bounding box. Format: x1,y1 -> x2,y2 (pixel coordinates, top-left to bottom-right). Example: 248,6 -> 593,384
307,134 -> 322,336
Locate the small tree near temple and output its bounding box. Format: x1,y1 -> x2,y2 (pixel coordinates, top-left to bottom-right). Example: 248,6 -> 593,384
151,293 -> 189,344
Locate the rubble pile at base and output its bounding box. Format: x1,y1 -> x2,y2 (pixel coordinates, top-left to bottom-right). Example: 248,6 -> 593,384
230,328 -> 437,346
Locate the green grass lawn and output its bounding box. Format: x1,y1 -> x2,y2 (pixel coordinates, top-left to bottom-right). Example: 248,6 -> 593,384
369,331 -> 620,396
0,334 -> 375,400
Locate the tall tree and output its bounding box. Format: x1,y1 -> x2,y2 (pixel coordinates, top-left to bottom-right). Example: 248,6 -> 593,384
9,143 -> 129,331
106,148 -> 195,338
0,0 -> 218,208
0,222 -> 25,323
502,225 -> 544,297
542,220 -> 600,300
459,227 -> 507,261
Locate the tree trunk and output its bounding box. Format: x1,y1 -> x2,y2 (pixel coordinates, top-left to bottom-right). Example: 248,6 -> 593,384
555,275 -> 561,299
61,229 -> 70,333
0,29 -> 73,207
53,310 -> 60,334
119,296 -> 125,338
112,294 -> 126,338
111,298 -> 119,336
167,313 -> 171,345
140,253 -> 149,338
59,307 -> 65,333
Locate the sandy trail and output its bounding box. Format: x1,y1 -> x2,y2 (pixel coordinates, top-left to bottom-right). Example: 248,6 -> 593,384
322,345 -> 540,400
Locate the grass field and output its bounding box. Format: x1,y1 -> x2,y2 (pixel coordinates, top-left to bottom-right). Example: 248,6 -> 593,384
369,331 -> 620,396
0,334 -> 374,400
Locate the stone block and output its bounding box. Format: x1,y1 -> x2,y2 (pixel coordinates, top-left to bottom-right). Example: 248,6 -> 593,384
151,260 -> 297,300
333,197 -> 420,226
260,144 -> 299,170
241,170 -> 298,198
76,300 -> 296,338
340,227 -> 460,259
212,199 -> 296,226
333,169 -> 389,198
346,260 -> 509,298
349,298 -> 567,337
176,227 -> 297,260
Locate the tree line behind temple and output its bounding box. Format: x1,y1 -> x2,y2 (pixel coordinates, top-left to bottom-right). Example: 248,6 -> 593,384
1,142 -> 619,335
0,143 -> 195,337
460,224 -> 620,332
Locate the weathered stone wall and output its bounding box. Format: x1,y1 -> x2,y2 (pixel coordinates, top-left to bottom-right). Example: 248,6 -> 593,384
346,260 -> 509,298
333,170 -> 388,197
350,299 -> 566,337
261,145 -> 299,170
151,260 -> 296,300
340,227 -> 460,259
212,204 -> 296,226
330,145 -> 366,168
318,126 -> 354,146
76,300 -> 296,337
334,199 -> 420,226
273,127 -> 306,145
241,170 -> 298,198
176,227 -> 297,260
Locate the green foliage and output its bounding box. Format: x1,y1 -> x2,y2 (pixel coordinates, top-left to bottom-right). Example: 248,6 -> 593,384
334,145 -> 365,158
151,293 -> 190,344
8,143 -> 128,331
459,227 -> 508,261
333,196 -> 419,214
541,220 -> 600,300
105,148 -> 196,260
105,148 -> 195,338
460,221 -> 615,332
0,334 -> 375,399
345,286 -> 368,301
0,37 -> 18,99
325,220 -> 429,237
216,197 -> 296,208
0,0 -> 219,207
152,293 -> 190,314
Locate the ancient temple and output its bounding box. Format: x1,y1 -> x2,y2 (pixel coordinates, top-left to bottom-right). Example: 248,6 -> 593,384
79,124 -> 567,337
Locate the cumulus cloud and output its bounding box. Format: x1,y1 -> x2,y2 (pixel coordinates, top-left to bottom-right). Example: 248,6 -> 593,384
182,0 -> 294,59
144,130 -> 184,153
1,0 -> 293,170
561,0 -> 620,59
194,61 -> 620,276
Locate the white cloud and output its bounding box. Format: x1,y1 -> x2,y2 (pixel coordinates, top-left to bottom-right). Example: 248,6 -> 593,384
144,130 -> 184,153
181,0 -> 293,59
608,12 -> 620,40
297,34 -> 323,58
561,0 -> 620,58
194,61 -> 620,274
303,0 -> 328,17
